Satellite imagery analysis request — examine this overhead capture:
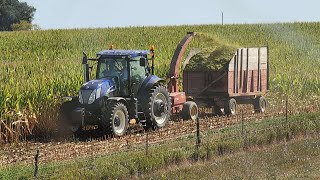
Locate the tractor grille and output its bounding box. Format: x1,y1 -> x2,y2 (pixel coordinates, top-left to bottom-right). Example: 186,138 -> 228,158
81,90 -> 93,104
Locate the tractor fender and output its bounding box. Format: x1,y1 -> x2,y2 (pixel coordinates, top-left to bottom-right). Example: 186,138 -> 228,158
137,75 -> 165,99
107,97 -> 127,105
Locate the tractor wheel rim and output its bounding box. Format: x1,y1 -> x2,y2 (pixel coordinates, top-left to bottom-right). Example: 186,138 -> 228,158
190,105 -> 198,120
153,93 -> 168,125
154,99 -> 165,115
113,110 -> 126,135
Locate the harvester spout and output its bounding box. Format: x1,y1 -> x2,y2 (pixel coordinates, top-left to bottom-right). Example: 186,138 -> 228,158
167,32 -> 196,93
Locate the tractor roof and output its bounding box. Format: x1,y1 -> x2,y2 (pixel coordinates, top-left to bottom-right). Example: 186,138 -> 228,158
97,50 -> 150,57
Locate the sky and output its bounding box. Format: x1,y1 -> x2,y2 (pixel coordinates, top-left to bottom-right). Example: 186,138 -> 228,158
22,0 -> 320,30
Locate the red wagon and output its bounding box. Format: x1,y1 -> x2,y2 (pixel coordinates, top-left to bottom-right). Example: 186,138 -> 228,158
183,47 -> 269,115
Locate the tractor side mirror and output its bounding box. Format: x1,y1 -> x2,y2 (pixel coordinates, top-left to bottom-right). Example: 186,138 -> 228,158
82,51 -> 88,64
139,57 -> 146,66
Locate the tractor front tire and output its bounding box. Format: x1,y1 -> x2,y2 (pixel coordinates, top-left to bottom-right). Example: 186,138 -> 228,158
101,101 -> 129,137
142,84 -> 171,131
181,101 -> 198,120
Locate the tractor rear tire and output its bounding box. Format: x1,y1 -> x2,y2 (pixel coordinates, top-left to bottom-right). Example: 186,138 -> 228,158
101,101 -> 129,137
142,84 -> 171,131
224,98 -> 237,116
254,96 -> 267,113
181,101 -> 198,120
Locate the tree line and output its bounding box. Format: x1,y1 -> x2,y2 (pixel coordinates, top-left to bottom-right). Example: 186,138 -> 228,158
0,0 -> 36,31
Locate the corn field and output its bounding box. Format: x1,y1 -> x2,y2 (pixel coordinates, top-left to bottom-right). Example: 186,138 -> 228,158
0,23 -> 320,143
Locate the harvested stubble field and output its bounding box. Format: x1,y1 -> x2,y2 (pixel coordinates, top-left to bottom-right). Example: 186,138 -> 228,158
0,99 -> 318,166
0,22 -> 320,142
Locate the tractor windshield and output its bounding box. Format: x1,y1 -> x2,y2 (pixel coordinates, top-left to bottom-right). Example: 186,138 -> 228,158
97,58 -> 128,79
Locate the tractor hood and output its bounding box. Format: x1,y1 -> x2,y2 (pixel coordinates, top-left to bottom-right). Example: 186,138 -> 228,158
79,79 -> 116,105
80,79 -> 113,91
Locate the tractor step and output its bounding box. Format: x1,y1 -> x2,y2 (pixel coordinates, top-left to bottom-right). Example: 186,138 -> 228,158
137,111 -> 147,126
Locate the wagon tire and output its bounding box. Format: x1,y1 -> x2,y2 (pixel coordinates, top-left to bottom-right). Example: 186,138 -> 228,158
254,96 -> 267,113
213,105 -> 224,116
224,98 -> 237,116
181,101 -> 198,120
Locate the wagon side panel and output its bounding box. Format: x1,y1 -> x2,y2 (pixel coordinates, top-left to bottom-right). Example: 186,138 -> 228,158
183,70 -> 228,98
228,47 -> 268,97
183,71 -> 206,97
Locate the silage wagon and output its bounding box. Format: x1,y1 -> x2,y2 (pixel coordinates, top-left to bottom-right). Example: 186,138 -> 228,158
183,46 -> 269,115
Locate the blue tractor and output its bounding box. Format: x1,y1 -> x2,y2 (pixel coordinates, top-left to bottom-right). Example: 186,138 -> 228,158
60,47 -> 171,136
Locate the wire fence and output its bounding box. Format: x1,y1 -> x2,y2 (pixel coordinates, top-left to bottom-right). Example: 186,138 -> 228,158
32,118 -> 318,179
1,96 -> 320,179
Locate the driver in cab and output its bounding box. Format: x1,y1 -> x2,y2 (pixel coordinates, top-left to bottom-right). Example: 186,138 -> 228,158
103,60 -> 128,80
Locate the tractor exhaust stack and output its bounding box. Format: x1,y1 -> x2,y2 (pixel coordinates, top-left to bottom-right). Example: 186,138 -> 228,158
82,52 -> 89,83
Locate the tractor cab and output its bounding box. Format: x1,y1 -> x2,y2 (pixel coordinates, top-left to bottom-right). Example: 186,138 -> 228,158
95,50 -> 150,97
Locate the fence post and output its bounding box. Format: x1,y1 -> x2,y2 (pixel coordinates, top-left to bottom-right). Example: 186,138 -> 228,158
241,110 -> 248,150
241,110 -> 244,136
34,148 -> 40,177
196,117 -> 201,145
90,142 -> 95,171
145,132 -> 148,156
285,95 -> 288,126
285,95 -> 292,140
206,142 -> 211,160
195,117 -> 201,160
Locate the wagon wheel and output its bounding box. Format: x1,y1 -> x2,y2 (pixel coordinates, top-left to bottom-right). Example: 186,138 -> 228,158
181,101 -> 198,120
254,96 -> 267,113
213,104 -> 224,116
224,98 -> 237,116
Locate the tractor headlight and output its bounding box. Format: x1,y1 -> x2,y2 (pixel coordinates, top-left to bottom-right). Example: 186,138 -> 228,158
88,89 -> 97,104
96,87 -> 102,99
87,87 -> 102,104
79,91 -> 84,104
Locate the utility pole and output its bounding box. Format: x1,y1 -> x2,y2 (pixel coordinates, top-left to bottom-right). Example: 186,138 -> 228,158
222,12 -> 224,25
